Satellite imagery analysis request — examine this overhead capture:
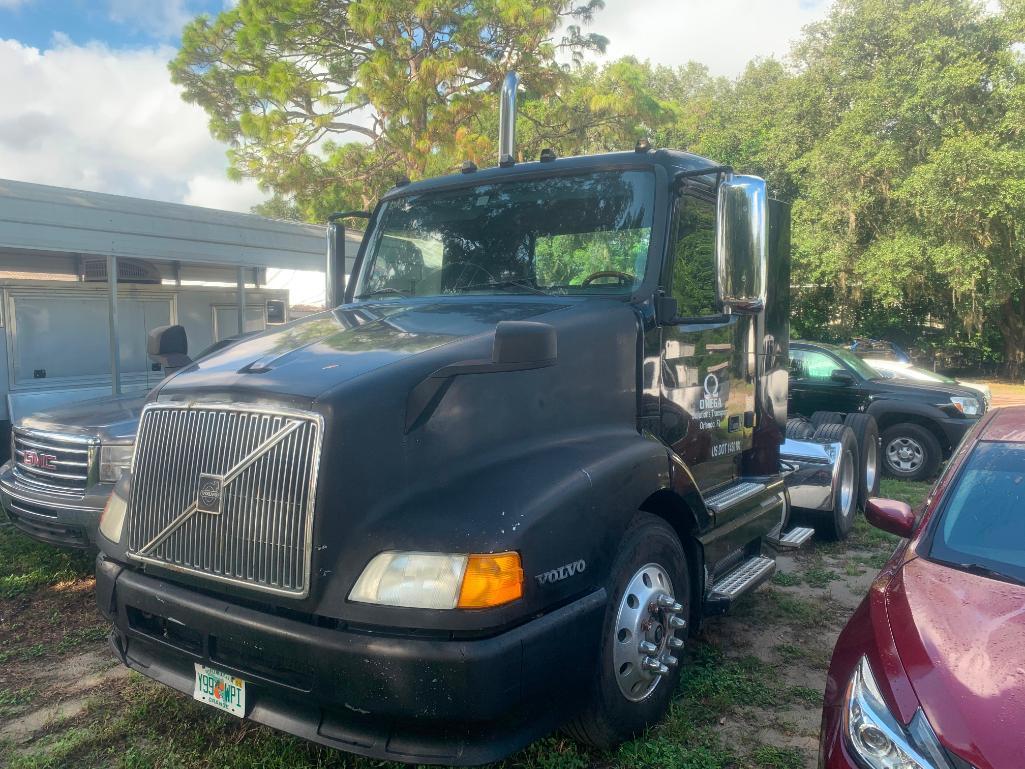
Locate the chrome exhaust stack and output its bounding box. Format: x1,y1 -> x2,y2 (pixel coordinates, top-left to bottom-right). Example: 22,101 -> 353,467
498,71 -> 518,167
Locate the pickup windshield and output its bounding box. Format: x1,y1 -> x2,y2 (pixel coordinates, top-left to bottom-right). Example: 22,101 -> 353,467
928,441 -> 1025,585
356,170 -> 656,298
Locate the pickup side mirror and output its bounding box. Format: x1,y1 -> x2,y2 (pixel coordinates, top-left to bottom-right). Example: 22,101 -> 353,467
147,325 -> 191,377
865,498 -> 916,538
716,174 -> 768,314
830,369 -> 855,384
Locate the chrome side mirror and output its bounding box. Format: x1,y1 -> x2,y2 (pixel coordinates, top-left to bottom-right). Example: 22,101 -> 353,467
716,174 -> 768,313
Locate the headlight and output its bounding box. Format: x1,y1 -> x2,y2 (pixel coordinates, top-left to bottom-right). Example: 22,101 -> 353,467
844,657 -> 955,769
948,396 -> 980,416
350,551 -> 523,609
99,473 -> 130,544
99,444 -> 134,483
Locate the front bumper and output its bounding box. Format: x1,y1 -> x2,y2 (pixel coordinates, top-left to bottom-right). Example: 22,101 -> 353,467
96,555 -> 607,765
0,462 -> 109,548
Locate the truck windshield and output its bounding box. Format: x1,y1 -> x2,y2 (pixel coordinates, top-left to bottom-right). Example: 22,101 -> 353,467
356,170 -> 656,298
928,441 -> 1025,585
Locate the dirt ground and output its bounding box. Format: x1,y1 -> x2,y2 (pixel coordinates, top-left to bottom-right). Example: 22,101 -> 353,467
0,481 -> 923,769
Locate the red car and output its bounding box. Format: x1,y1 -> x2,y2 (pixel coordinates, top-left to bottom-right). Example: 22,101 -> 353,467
820,405 -> 1025,769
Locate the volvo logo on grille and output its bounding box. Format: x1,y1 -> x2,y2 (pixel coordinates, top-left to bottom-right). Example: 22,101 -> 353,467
23,450 -> 57,471
196,474 -> 224,515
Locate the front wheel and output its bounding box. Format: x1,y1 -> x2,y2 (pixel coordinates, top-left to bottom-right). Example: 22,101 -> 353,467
881,423 -> 941,481
565,513 -> 691,749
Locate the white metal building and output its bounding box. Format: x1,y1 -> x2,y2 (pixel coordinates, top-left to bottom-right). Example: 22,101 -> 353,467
0,178 -> 359,438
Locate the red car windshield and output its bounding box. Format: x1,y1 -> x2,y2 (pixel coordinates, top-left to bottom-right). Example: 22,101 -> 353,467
928,441 -> 1025,585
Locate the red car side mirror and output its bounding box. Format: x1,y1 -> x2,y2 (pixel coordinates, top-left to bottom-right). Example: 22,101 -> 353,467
865,498 -> 916,538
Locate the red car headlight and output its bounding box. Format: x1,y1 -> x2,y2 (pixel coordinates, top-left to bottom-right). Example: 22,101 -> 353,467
843,657 -> 956,769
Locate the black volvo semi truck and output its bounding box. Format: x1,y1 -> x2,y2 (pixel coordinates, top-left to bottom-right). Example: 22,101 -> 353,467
93,73 -> 846,764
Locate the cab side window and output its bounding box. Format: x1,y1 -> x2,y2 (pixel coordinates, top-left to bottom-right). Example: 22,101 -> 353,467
669,195 -> 718,317
790,349 -> 838,381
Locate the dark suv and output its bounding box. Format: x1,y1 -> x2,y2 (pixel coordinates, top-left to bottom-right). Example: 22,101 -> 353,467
789,341 -> 984,481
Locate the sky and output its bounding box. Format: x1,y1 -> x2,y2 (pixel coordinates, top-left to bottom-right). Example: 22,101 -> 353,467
0,0 -> 834,304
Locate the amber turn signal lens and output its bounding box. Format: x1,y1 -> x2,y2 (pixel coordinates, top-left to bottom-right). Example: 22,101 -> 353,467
457,552 -> 523,608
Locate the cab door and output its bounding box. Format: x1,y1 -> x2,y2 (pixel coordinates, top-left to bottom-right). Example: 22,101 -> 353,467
657,190 -> 755,495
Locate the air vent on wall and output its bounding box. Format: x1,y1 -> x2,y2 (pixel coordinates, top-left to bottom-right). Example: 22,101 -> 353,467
81,257 -> 161,285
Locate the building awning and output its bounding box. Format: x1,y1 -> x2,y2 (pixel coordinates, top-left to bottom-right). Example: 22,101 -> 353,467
0,178 -> 326,271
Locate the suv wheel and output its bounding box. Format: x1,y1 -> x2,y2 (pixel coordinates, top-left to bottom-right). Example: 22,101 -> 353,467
881,423 -> 941,481
811,423 -> 860,540
566,513 -> 690,749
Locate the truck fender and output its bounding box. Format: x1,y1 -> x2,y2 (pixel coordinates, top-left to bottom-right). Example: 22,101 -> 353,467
313,431 -> 682,632
864,401 -> 950,449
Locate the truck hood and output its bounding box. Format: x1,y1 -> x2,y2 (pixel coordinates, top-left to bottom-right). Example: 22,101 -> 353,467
887,556 -> 1025,769
18,393 -> 145,443
157,298 -> 571,402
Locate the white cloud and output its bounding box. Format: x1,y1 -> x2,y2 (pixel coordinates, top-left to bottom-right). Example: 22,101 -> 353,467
183,174 -> 267,211
583,0 -> 835,77
0,36 -> 265,213
106,0 -> 193,40
0,0 -> 33,8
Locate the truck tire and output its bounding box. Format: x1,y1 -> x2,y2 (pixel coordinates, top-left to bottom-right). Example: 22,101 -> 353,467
842,413 -> 880,510
566,513 -> 691,749
810,411 -> 845,428
811,423 -> 860,541
881,423 -> 941,482
786,418 -> 815,440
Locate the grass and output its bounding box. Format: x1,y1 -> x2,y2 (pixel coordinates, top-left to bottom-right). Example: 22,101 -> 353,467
877,478 -> 933,508
0,530 -> 93,599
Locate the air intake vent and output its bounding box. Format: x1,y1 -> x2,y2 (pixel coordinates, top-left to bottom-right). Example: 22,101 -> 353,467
81,257 -> 161,284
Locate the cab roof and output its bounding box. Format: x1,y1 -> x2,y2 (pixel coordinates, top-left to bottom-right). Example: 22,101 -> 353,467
380,149 -> 722,200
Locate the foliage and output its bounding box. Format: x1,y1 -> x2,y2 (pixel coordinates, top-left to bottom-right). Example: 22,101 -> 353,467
171,0 -> 609,218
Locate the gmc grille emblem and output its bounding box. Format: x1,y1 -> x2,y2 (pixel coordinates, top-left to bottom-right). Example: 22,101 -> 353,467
23,450 -> 57,471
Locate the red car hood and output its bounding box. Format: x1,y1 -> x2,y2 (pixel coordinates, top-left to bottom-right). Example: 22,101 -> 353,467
887,556 -> 1025,769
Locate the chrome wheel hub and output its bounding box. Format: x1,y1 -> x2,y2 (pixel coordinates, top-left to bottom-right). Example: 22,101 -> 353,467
865,437 -> 878,491
613,563 -> 685,702
839,448 -> 855,517
886,437 -> 924,474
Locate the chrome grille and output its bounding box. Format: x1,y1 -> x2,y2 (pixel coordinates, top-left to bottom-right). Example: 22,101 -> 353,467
12,429 -> 93,494
126,403 -> 322,598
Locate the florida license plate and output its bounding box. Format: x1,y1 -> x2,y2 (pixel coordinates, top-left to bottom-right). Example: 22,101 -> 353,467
193,663 -> 246,717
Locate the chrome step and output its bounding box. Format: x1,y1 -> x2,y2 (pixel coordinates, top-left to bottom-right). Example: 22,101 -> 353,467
777,526 -> 814,548
705,481 -> 766,513
709,555 -> 775,600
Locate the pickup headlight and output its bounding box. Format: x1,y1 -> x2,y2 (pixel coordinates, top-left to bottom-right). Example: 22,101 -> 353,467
844,657 -> 955,769
99,444 -> 134,483
99,473 -> 130,543
350,551 -> 523,609
948,396 -> 980,416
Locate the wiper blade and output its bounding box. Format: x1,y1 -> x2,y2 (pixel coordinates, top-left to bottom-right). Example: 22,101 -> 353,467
453,280 -> 547,296
955,562 -> 1025,587
358,287 -> 409,299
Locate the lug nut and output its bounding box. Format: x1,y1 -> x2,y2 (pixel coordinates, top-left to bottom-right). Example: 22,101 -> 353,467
663,654 -> 679,668
669,616 -> 687,630
656,595 -> 674,608
641,656 -> 661,671
657,663 -> 669,675
639,641 -> 658,655
668,636 -> 684,649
